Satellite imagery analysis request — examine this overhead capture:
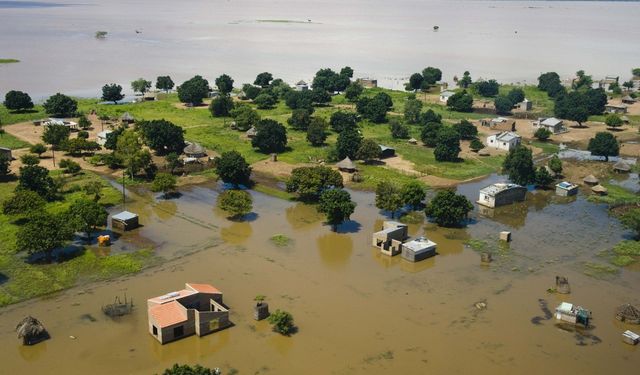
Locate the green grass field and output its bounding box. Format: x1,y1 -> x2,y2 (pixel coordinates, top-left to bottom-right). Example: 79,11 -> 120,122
0,133 -> 31,149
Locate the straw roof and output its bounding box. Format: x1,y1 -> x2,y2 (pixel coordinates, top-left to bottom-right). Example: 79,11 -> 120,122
613,160 -> 631,172
478,149 -> 491,156
408,138 -> 418,144
246,126 -> 257,137
121,112 -> 134,121
583,175 -> 599,184
616,303 -> 640,324
183,142 -> 205,156
336,156 -> 357,171
591,184 -> 608,194
16,316 -> 46,343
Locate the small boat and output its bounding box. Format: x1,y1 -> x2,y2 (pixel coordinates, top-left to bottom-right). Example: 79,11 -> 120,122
433,25 -> 439,31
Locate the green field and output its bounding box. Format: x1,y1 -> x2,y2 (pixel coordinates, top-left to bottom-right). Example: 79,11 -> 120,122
0,132 -> 31,149
0,59 -> 20,64
499,85 -> 555,116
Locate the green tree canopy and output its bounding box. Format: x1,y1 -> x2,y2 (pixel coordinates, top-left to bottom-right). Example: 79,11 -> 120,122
156,76 -> 174,92
215,74 -> 234,94
420,121 -> 443,147
375,181 -> 403,218
452,119 -> 478,140
537,72 -> 562,96
209,95 -> 235,116
318,189 -> 356,230
330,111 -> 358,133
400,180 -> 426,210
101,83 -> 125,104
356,138 -> 381,163
494,95 -> 513,115
420,109 -> 442,125
502,146 -> 536,185
151,172 -> 178,197
20,153 -> 40,166
407,73 -> 424,92
2,189 -> 46,216
59,158 -> 82,174
434,126 -> 461,162
424,190 -> 473,227
67,199 -> 108,239
242,84 -> 261,100
389,119 -> 409,139
43,93 -> 77,117
254,72 -> 273,87
404,99 -> 423,124
0,154 -> 9,177
534,166 -> 554,188
16,212 -> 72,262
217,189 -> 253,219
214,150 -> 252,186
336,126 -> 363,159
458,71 -> 472,88
534,127 -> 552,141
253,93 -> 277,109
469,138 -> 485,152
18,165 -> 57,200
620,208 -> 640,239
345,82 -> 364,102
252,119 -> 287,153
177,75 -> 210,105
446,90 -> 473,112
605,114 -> 623,128
306,117 -> 328,146
475,79 -> 500,97
587,132 -> 619,161
267,309 -> 295,335
131,78 -> 152,94
162,364 -> 220,375
286,166 -> 343,201
356,96 -> 388,123
507,88 -> 525,104
137,119 -> 185,155
4,90 -> 34,111
548,155 -> 563,176
422,67 -> 442,86
29,143 -> 47,157
284,90 -> 314,111
230,104 -> 260,131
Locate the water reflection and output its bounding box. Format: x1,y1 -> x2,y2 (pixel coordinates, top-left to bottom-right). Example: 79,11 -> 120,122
285,203 -> 323,231
18,341 -> 48,361
316,232 -> 353,269
153,200 -> 178,221
220,221 -> 253,246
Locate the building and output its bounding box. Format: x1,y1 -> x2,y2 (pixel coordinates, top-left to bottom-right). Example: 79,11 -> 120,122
357,78 -> 378,88
111,211 -> 139,231
518,98 -> 532,111
96,130 -> 113,146
533,117 -> 565,134
591,184 -> 608,195
0,147 -> 12,160
555,181 -> 579,197
183,142 -> 206,158
43,118 -> 78,130
336,157 -> 357,173
605,104 -> 627,114
439,91 -> 455,103
486,131 -> 521,151
613,161 -> 631,173
401,237 -> 437,262
121,112 -> 135,124
372,221 -> 408,257
477,183 -> 527,208
583,174 -> 599,185
295,80 -> 309,91
621,95 -> 636,105
597,76 -> 619,92
379,145 -> 396,158
147,283 -> 231,344
555,302 -> 591,327
246,126 -> 257,138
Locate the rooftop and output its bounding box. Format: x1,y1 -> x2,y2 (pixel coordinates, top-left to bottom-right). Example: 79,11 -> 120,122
541,117 -> 562,126
148,300 -> 188,328
479,182 -> 524,196
403,237 -> 437,254
556,181 -> 578,190
494,131 -> 521,142
441,91 -> 455,97
186,283 -> 221,294
112,211 -> 138,221
147,289 -> 197,304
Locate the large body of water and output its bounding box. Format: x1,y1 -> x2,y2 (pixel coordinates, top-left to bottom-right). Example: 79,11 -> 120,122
1,0 -> 640,99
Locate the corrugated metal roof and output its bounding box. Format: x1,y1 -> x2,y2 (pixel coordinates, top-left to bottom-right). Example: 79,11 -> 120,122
112,211 -> 138,221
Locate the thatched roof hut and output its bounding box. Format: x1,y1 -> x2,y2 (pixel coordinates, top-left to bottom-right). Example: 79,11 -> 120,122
408,138 -> 418,145
183,142 -> 206,158
246,126 -> 257,138
613,161 -> 631,173
583,175 -> 599,185
16,316 -> 48,345
478,149 -> 491,157
591,184 -> 608,195
336,157 -> 357,173
616,304 -> 640,324
121,112 -> 135,123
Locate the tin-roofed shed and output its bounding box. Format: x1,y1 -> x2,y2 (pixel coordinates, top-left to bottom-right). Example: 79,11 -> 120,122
111,211 -> 139,231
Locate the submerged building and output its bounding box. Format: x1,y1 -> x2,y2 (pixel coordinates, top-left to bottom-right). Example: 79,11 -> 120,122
373,222 -> 437,262
477,183 -> 527,208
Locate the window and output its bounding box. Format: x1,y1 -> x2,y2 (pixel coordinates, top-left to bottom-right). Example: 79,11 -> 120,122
173,326 -> 184,337
152,326 -> 158,336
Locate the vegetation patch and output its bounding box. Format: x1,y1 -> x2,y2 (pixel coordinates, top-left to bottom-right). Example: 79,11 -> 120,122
0,132 -> 31,149
583,262 -> 619,279
0,59 -> 20,64
270,234 -> 292,247
399,210 -> 424,224
253,183 -> 294,200
588,183 -> 640,206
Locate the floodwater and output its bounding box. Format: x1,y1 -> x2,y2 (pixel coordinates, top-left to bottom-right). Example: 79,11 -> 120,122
2,0 -> 640,98
0,174 -> 638,374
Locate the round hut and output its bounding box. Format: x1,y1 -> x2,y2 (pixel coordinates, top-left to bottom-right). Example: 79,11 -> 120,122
336,157 -> 357,173
407,138 -> 418,145
613,161 -> 631,173
583,175 -> 599,186
16,316 -> 48,345
183,142 -> 206,158
616,304 -> 640,324
121,112 -> 135,124
246,126 -> 257,139
478,149 -> 491,157
591,184 -> 608,195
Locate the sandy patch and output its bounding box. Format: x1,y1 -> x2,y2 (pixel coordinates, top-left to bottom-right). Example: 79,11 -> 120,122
251,159 -> 314,180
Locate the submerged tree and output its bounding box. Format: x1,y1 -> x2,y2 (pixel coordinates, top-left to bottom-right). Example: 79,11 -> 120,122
424,190 -> 473,227
217,189 -> 253,219
317,188 -> 356,231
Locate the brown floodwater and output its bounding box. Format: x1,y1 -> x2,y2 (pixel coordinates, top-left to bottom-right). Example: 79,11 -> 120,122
0,175 -> 638,374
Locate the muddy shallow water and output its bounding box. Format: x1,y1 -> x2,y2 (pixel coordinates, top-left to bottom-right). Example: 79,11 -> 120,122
0,175 -> 638,374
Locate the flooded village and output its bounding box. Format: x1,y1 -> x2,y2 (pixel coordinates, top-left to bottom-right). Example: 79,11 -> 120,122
1,1 -> 640,374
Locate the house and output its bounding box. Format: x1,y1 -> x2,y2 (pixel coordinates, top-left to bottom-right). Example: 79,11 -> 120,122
591,184 -> 608,195
183,142 -> 206,158
372,221 -> 408,257
439,91 -> 455,103
613,161 -> 631,173
533,117 -> 565,134
481,117 -> 508,127
555,302 -> 591,327
0,147 -> 12,160
96,130 -> 113,146
621,95 -> 636,105
622,330 -> 640,345
518,98 -> 532,111
486,131 -> 521,151
43,118 -> 78,130
555,181 -> 579,197
246,126 -> 257,138
477,183 -> 527,208
583,175 -> 599,185
336,157 -> 357,173
357,78 -> 378,88
121,112 -> 135,124
597,76 -> 619,92
111,211 -> 139,231
379,145 -> 396,158
295,80 -> 309,91
147,283 -> 231,344
401,237 -> 437,262
605,104 -> 627,114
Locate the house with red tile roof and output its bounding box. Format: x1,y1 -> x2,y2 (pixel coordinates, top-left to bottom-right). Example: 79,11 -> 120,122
147,283 -> 230,344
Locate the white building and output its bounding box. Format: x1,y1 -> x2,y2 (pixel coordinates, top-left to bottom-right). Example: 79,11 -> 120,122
477,183 -> 527,208
401,237 -> 437,262
295,80 -> 309,91
533,117 -> 565,134
486,131 -> 521,151
439,91 -> 455,103
96,130 -> 113,146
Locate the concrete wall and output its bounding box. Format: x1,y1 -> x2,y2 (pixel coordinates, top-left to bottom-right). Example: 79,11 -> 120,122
493,187 -> 527,207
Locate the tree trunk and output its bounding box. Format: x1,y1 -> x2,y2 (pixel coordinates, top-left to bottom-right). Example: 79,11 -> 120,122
51,148 -> 55,167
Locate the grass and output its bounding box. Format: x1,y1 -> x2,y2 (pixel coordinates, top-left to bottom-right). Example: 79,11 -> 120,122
270,234 -> 292,247
587,183 -> 640,206
0,133 -> 31,149
583,262 -> 619,279
0,59 -> 20,64
0,105 -> 48,125
529,140 -> 560,154
0,171 -> 153,307
499,85 -> 555,116
399,210 -> 424,224
253,183 -> 295,200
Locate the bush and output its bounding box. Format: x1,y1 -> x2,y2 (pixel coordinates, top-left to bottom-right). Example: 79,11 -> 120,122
288,109 -> 311,131
209,95 -> 234,116
151,173 -> 177,196
252,119 -> 287,153
605,114 -> 623,129
534,127 -> 552,141
59,158 -> 81,174
20,153 -> 40,166
330,111 -> 358,133
306,117 -> 327,146
230,104 -> 260,131
29,143 -> 47,157
286,166 -> 343,201
253,93 -> 277,109
217,189 -> 253,218
390,119 -> 409,139
470,138 -> 485,152
267,309 -> 295,335
425,190 -> 473,227
433,127 -> 461,162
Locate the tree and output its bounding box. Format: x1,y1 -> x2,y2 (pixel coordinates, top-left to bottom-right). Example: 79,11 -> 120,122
311,88 -> 331,105
230,104 -> 260,131
156,76 -> 174,92
548,155 -> 563,176
77,114 -> 91,130
502,146 -> 536,185
572,70 -> 592,90
434,126 -> 461,162
165,152 -> 181,174
286,166 -> 343,201
587,132 -> 619,161
475,79 -> 500,97
131,78 -> 152,95
253,93 -> 277,109
306,117 -> 327,146
458,71 -> 472,88
151,172 -> 177,197
340,66 -> 354,78
620,209 -> 640,239
254,72 -> 273,87
407,73 -> 425,92
2,189 -> 46,216
622,80 -> 634,90
62,138 -> 100,156
424,190 -> 473,227
116,130 -> 143,178
554,91 -> 590,126
177,75 -> 209,105
18,165 -> 57,200
420,109 -> 442,125
104,126 -> 125,150
16,212 -> 72,262
242,84 -> 261,100
20,153 -> 40,166
285,90 -> 314,111
494,95 -> 513,115
162,364 -> 220,375
67,199 -> 108,240
344,82 -> 364,102
217,189 -> 253,219
422,67 -> 442,87
101,83 -> 125,104
252,119 -> 287,153
404,99 -> 423,124
59,158 -> 81,174
470,138 -> 485,152
375,181 -> 403,218
633,68 -> 640,78
42,124 -> 70,165
400,180 -> 426,210
420,121 -> 443,147
267,309 -> 295,335
605,114 -> 623,129
452,119 -> 477,140
390,119 -> 409,139
0,154 -> 9,177
83,180 -> 103,202
538,72 -> 562,93
330,111 -> 358,133
446,90 -> 473,112
534,127 -> 552,141
312,68 -> 339,92
534,166 -> 554,188
137,119 -> 185,155
209,95 -> 234,116
214,150 -> 252,186
317,189 -> 356,230
4,90 -> 34,111
356,97 -> 387,123
356,139 -> 381,163
336,126 -> 362,159
215,74 -> 234,95
43,93 -> 77,117
507,88 -> 525,104
30,143 -> 47,157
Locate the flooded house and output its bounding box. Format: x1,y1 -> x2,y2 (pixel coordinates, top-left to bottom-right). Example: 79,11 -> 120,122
621,95 -> 636,105
518,98 -> 532,111
96,130 -> 113,146
336,157 -> 357,173
43,118 -> 78,130
401,237 -> 437,262
555,302 -> 591,327
486,131 -> 521,151
583,175 -> 599,186
613,161 -> 631,173
532,117 -> 565,134
555,181 -> 579,196
111,211 -> 139,231
147,283 -> 231,344
246,126 -> 257,139
372,221 -> 408,256
477,183 -> 527,208
183,142 -> 206,158
121,112 -> 135,124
